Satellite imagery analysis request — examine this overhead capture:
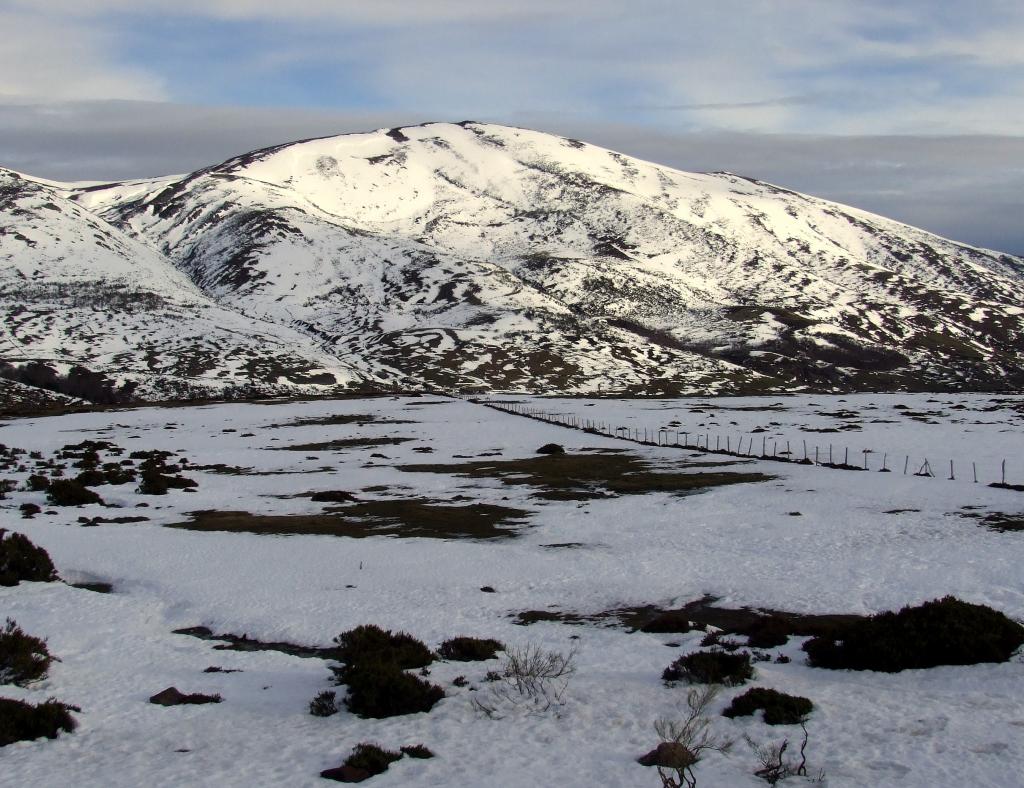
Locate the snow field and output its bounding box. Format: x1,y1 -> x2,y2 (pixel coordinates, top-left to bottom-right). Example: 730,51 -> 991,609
1,396 -> 1022,786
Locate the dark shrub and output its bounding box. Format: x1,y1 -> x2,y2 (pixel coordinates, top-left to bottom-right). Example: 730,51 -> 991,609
101,464 -> 135,485
0,619 -> 52,686
310,490 -> 356,503
663,651 -> 754,686
309,690 -> 339,717
137,470 -> 169,495
75,469 -> 107,487
46,479 -> 103,507
803,596 -> 1024,672
641,611 -> 693,634
536,443 -> 565,455
438,636 -> 503,662
148,687 -> 221,706
345,742 -> 403,773
26,475 -> 50,492
0,697 -> 77,747
743,617 -> 791,649
340,661 -> 444,718
321,742 -> 403,782
722,687 -> 813,725
401,744 -> 434,759
0,530 -> 58,586
19,503 -> 41,519
332,625 -> 433,671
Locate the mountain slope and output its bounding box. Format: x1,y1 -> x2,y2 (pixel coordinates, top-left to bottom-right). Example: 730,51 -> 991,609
0,169 -> 361,399
2,122 -> 1021,400
71,122 -> 1024,394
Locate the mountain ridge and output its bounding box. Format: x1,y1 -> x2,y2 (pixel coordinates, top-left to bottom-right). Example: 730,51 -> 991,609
3,121 -> 1023,402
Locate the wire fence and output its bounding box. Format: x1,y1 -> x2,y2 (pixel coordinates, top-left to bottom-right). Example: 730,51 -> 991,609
478,398 -> 1023,492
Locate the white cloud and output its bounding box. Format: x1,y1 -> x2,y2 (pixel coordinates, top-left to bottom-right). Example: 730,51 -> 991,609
0,10 -> 166,101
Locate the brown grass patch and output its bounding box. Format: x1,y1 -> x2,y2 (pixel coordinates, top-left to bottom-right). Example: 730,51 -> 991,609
167,499 -> 530,539
398,453 -> 769,500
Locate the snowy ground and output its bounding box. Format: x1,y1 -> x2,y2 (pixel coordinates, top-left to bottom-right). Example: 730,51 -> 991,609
1,395 -> 1023,787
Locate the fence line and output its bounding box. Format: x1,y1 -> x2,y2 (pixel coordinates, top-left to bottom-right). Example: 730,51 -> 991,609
475,398 -> 1021,491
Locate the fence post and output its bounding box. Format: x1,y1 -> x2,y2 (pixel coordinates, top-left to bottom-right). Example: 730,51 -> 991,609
949,460 -> 955,481
973,462 -> 978,483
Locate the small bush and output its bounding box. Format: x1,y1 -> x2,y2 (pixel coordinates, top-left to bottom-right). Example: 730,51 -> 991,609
321,742 -> 403,782
663,651 -> 754,686
641,611 -> 693,634
332,624 -> 433,671
19,503 -> 41,519
744,618 -> 791,649
536,443 -> 565,455
309,690 -> 339,717
0,530 -> 58,586
803,596 -> 1024,672
723,688 -> 813,725
401,743 -> 434,759
46,479 -> 103,507
340,661 -> 444,718
438,636 -> 503,662
0,697 -> 77,747
0,619 -> 53,686
26,475 -> 50,492
345,742 -> 403,773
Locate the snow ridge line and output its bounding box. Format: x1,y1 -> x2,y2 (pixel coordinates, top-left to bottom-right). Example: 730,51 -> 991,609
475,398 -> 1022,491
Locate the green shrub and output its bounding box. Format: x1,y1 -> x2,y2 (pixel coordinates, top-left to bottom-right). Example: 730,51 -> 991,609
0,619 -> 52,686
0,697 -> 77,747
663,651 -> 754,686
339,661 -> 444,718
309,690 -> 338,717
332,624 -> 433,671
46,479 -> 103,507
803,596 -> 1024,672
438,636 -> 503,661
0,530 -> 58,586
722,687 -> 813,725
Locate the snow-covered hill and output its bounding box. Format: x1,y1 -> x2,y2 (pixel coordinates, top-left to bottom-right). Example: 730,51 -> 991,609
1,169 -> 361,399
4,122 -> 1024,399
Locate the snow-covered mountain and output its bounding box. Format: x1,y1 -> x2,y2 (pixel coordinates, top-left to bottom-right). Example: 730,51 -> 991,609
0,169 -> 360,399
4,122 -> 1024,399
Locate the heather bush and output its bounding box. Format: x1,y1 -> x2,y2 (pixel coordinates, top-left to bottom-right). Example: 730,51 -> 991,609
0,619 -> 53,686
332,624 -> 433,671
723,688 -> 813,725
46,479 -> 103,507
663,651 -> 754,686
339,661 -> 444,718
0,697 -> 77,747
803,596 -> 1024,672
438,636 -> 503,662
0,530 -> 58,586
309,690 -> 339,717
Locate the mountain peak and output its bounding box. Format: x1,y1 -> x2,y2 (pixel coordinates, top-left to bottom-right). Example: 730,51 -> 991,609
3,123 -> 1023,399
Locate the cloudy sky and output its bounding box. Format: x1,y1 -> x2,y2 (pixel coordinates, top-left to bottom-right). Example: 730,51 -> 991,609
3,1 -> 1023,253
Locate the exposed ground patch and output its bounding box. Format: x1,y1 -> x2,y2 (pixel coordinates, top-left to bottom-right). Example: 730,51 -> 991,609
514,595 -> 864,637
275,437 -> 412,452
398,452 -> 769,500
167,500 -> 530,539
265,414 -> 417,429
